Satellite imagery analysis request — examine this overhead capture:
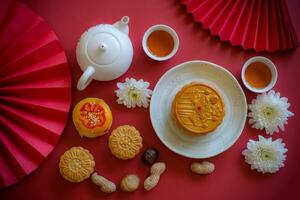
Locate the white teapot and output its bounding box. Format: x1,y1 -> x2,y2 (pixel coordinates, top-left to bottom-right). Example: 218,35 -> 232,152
76,16 -> 133,91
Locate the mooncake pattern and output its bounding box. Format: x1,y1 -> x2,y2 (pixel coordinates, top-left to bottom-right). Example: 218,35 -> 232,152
108,125 -> 143,160
172,82 -> 225,134
59,147 -> 95,183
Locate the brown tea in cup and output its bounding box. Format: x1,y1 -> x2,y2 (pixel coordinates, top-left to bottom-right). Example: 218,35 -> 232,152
244,62 -> 272,89
146,30 -> 174,57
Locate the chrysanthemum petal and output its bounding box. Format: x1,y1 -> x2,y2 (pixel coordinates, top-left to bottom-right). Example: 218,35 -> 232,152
115,78 -> 153,108
243,135 -> 287,174
248,90 -> 294,135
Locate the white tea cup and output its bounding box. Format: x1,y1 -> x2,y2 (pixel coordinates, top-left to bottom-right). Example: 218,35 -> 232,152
241,56 -> 278,93
142,24 -> 179,61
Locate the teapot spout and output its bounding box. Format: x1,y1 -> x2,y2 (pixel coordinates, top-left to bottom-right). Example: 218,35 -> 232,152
113,16 -> 129,35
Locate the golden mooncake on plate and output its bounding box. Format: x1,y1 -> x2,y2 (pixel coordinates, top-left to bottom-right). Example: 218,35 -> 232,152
172,82 -> 225,134
73,98 -> 113,138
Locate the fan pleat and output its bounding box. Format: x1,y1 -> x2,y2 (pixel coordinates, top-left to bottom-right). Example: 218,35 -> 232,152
0,82 -> 69,91
0,62 -> 69,87
0,21 -> 56,66
0,106 -> 61,145
0,52 -> 66,82
279,0 -> 292,49
0,150 -> 20,188
0,40 -> 63,73
231,1 -> 255,45
191,0 -> 219,23
180,0 -> 192,4
229,0 -> 250,45
181,0 -> 298,52
268,0 -> 280,51
186,0 -> 208,13
0,130 -> 39,174
0,115 -> 52,159
0,96 -> 68,118
208,0 -> 235,35
274,0 -> 286,50
0,101 -> 65,135
0,1 -> 71,188
282,0 -> 299,48
0,102 -> 67,134
200,0 -> 225,29
0,3 -> 38,56
241,0 -> 260,49
0,95 -> 69,115
0,0 -> 15,24
0,97 -> 68,144
218,0 -> 243,41
0,140 -> 27,187
254,0 -> 268,52
279,0 -> 298,49
0,87 -> 70,101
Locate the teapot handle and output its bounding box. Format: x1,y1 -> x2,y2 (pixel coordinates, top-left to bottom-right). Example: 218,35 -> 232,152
77,66 -> 95,91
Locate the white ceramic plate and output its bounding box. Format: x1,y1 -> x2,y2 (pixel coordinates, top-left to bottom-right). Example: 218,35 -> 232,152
150,60 -> 247,158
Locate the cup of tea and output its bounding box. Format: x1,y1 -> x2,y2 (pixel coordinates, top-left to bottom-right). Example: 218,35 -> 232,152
142,24 -> 179,61
241,56 -> 278,93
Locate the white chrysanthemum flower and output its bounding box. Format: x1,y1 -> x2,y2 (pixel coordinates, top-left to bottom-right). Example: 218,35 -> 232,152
115,78 -> 152,108
242,135 -> 287,174
248,90 -> 294,135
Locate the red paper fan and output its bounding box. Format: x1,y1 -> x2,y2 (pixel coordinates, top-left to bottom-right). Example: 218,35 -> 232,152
180,0 -> 299,52
0,0 -> 71,188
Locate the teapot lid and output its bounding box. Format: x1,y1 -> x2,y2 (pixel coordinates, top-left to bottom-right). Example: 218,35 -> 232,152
86,32 -> 120,65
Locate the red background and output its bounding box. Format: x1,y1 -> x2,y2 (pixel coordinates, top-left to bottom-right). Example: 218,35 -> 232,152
1,0 -> 300,199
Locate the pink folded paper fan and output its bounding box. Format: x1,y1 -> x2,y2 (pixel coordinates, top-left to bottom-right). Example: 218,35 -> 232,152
0,0 -> 71,188
180,0 -> 299,52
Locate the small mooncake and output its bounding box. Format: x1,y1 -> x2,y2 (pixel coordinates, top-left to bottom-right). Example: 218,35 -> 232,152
108,125 -> 143,160
172,82 -> 225,135
72,98 -> 113,138
59,146 -> 95,183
